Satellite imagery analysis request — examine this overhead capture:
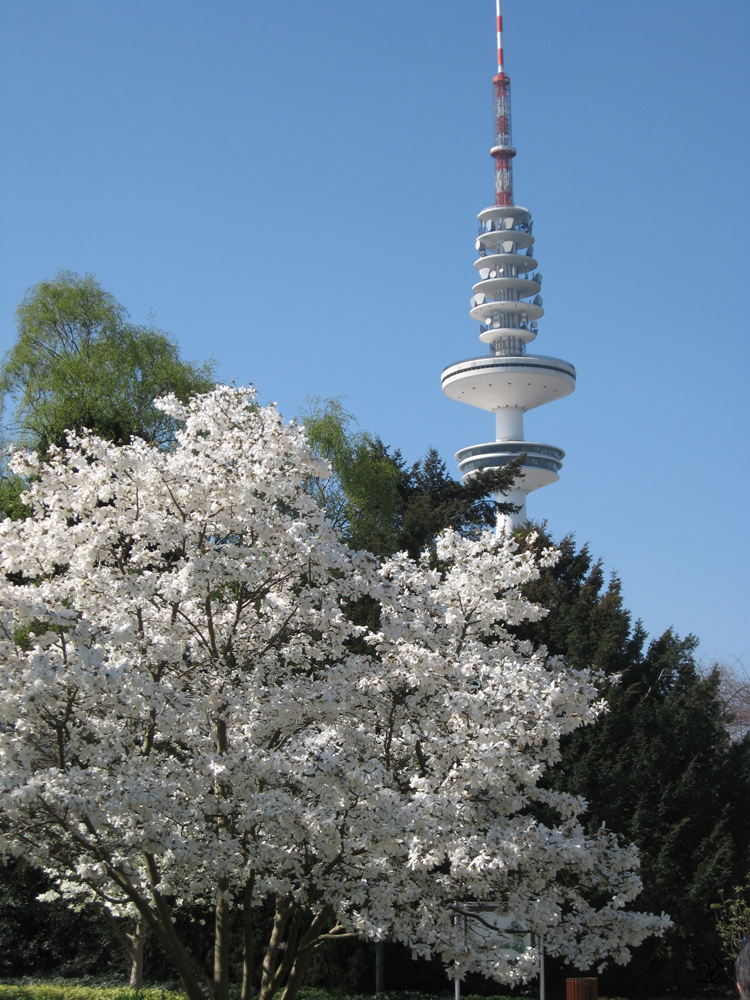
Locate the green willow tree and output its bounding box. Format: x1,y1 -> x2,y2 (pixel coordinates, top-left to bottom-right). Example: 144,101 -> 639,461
2,270 -> 215,455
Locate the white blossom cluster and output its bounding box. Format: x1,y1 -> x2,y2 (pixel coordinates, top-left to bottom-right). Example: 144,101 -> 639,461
0,386 -> 668,985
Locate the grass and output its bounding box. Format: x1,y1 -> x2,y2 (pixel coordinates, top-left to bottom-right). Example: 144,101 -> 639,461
0,989 -> 529,1000
0,986 -> 733,1000
0,987 -> 183,1000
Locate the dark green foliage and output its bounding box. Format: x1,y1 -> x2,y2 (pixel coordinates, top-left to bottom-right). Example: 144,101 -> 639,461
0,859 -> 124,979
302,398 -> 522,559
301,397 -> 400,555
2,271 -> 216,454
713,885 -> 750,967
0,858 -> 257,988
394,446 -> 521,561
303,939 -> 453,996
516,528 -> 750,995
0,474 -> 31,521
301,940 -> 543,998
513,532 -> 640,672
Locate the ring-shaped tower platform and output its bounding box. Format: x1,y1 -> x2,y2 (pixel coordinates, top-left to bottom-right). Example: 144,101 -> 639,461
441,2 -> 575,532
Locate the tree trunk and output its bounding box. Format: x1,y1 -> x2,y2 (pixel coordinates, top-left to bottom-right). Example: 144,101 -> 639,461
85,849 -> 211,1000
95,906 -> 149,992
241,873 -> 255,1000
129,853 -> 213,1000
279,907 -> 334,1000
213,716 -> 231,1000
141,887 -> 212,1000
279,945 -> 315,1000
128,914 -> 148,989
214,878 -> 231,1000
259,895 -> 298,1000
258,899 -> 340,1000
375,940 -> 385,993
131,893 -> 211,1000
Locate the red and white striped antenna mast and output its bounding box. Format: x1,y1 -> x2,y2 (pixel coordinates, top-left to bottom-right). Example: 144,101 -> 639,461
496,0 -> 505,73
491,0 -> 515,206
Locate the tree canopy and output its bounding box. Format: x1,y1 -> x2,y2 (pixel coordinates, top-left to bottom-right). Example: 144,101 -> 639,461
298,408 -> 750,994
2,270 -> 215,455
516,529 -> 750,994
302,397 -> 523,559
0,386 -> 666,1000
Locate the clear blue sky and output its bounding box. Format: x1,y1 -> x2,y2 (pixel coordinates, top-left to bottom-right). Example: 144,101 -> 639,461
1,1 -> 748,667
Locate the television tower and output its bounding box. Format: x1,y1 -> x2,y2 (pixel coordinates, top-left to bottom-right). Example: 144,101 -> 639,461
441,0 -> 575,532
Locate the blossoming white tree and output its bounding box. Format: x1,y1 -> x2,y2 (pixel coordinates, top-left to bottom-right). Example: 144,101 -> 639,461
0,386 -> 668,1000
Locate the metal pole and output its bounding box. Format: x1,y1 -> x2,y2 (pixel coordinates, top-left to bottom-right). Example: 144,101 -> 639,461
375,941 -> 384,993
452,909 -> 463,1000
539,939 -> 545,1000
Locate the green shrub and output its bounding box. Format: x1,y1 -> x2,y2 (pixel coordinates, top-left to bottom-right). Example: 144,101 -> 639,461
0,988 -> 183,1000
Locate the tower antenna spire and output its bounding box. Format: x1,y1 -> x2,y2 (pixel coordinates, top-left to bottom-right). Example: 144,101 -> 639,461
491,0 -> 515,206
496,0 -> 504,74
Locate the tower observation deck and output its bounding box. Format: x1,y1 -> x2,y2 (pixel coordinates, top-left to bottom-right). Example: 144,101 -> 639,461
442,0 -> 575,532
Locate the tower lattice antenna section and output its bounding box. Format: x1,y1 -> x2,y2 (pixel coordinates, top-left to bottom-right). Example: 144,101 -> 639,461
492,0 -> 515,206
440,0 -> 576,532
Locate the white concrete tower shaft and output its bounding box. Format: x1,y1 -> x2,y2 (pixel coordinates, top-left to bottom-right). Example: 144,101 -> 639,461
441,1 -> 576,533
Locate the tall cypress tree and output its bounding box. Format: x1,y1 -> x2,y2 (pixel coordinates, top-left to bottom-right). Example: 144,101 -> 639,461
518,529 -> 750,994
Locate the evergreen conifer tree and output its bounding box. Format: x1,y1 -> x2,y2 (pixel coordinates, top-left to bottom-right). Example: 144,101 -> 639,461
518,529 -> 750,994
